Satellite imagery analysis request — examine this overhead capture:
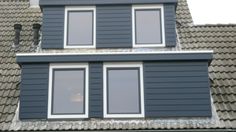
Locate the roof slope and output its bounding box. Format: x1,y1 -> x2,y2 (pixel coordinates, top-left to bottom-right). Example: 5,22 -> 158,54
176,0 -> 193,27
0,0 -> 235,130
178,24 -> 236,128
0,0 -> 41,126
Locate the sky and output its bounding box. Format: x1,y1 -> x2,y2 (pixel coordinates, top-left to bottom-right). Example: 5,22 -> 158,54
187,0 -> 236,25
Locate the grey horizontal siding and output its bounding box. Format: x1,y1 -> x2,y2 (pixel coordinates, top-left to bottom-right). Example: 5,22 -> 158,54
41,6 -> 64,49
20,63 -> 49,119
40,4 -> 177,49
17,52 -> 213,63
96,5 -> 132,48
40,0 -> 177,6
89,62 -> 103,118
144,61 -> 212,117
164,4 -> 176,47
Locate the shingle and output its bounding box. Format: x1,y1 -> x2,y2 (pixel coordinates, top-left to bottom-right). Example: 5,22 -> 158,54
0,0 -> 42,125
0,0 -> 236,130
177,2 -> 236,128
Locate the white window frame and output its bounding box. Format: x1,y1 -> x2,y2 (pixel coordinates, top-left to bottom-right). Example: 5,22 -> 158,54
64,6 -> 96,48
132,4 -> 165,48
103,62 -> 145,118
47,63 -> 89,119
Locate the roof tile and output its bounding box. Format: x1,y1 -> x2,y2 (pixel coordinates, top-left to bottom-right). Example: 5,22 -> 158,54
0,0 -> 236,130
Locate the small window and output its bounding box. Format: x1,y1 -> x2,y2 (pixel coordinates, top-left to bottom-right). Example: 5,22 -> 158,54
132,5 -> 165,47
48,63 -> 89,119
64,7 -> 96,48
103,63 -> 145,118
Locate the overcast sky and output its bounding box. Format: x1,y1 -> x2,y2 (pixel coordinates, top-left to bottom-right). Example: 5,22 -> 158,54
187,0 -> 236,25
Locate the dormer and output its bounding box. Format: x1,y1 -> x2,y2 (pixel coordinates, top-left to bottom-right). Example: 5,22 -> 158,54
16,0 -> 213,121
40,0 -> 177,49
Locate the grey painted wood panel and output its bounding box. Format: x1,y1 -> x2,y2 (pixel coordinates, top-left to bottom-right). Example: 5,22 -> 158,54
19,63 -> 49,119
164,4 -> 176,47
40,0 -> 177,6
41,6 -> 64,49
89,62 -> 103,118
40,3 -> 177,49
19,60 -> 212,119
17,53 -> 213,63
143,61 -> 212,117
96,5 -> 132,48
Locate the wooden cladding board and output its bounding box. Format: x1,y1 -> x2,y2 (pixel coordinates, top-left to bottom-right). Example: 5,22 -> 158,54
144,61 -> 212,117
19,61 -> 212,119
20,63 -> 49,119
41,4 -> 176,49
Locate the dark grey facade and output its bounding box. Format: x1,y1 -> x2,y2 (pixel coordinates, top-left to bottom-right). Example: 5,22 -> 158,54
18,0 -> 212,121
20,63 -> 49,119
41,6 -> 65,49
96,5 -> 132,48
17,52 -> 213,119
19,60 -> 212,119
41,4 -> 176,49
144,61 -> 212,117
89,62 -> 103,118
164,4 -> 176,47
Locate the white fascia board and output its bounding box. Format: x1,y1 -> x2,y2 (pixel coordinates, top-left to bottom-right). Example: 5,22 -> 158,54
16,50 -> 214,57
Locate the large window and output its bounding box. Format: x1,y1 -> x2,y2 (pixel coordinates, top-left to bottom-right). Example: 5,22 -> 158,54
64,7 -> 96,48
48,63 -> 89,119
103,63 -> 145,118
132,5 -> 165,47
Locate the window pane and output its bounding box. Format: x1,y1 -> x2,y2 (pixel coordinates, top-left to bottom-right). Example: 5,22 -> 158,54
135,9 -> 162,44
52,69 -> 85,114
67,11 -> 93,45
107,68 -> 141,114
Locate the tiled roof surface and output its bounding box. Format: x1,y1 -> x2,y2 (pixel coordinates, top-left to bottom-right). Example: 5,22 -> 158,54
0,0 -> 235,131
178,24 -> 236,128
176,0 -> 193,27
0,0 -> 41,125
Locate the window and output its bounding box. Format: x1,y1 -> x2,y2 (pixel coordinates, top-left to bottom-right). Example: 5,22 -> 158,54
64,7 -> 96,48
48,63 -> 89,119
103,63 -> 145,118
132,5 -> 165,47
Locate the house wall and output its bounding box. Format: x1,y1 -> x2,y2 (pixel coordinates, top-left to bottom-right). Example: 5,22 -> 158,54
41,6 -> 65,49
89,62 -> 103,118
19,61 -> 212,119
96,5 -> 132,48
144,61 -> 212,117
20,64 -> 49,119
41,4 -> 176,49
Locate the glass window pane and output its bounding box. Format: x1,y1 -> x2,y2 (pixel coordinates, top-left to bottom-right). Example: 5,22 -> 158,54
52,69 -> 85,114
135,9 -> 162,44
107,68 -> 141,114
67,11 -> 93,45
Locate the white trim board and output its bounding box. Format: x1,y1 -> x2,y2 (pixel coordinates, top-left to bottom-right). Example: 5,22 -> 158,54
64,6 -> 96,49
16,50 -> 214,56
103,62 -> 145,118
47,63 -> 89,119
